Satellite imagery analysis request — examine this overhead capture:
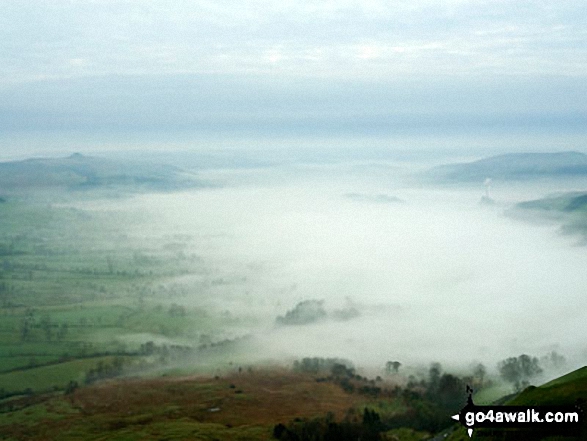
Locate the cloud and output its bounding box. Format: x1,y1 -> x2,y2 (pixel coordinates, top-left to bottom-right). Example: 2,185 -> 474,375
0,72 -> 585,145
1,0 -> 586,83
1,0 -> 586,155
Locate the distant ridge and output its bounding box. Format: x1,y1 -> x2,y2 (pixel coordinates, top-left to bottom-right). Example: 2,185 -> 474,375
515,191 -> 587,213
0,153 -> 198,191
426,151 -> 587,183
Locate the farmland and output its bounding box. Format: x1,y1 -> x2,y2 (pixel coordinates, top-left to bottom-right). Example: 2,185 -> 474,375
0,193 -> 236,397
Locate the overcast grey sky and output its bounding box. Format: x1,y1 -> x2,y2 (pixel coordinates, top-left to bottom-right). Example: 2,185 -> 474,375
1,0 -> 586,156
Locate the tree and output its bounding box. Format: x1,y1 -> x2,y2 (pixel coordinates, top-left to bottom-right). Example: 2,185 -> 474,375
65,381 -> 78,395
40,314 -> 53,341
276,300 -> 326,325
436,374 -> 466,411
498,354 -> 542,391
20,318 -> 31,341
141,341 -> 156,355
106,256 -> 114,274
272,423 -> 287,439
541,351 -> 566,370
0,282 -> 9,307
362,407 -> 382,429
385,361 -> 401,374
473,363 -> 486,387
57,323 -> 68,341
331,363 -> 352,378
168,303 -> 186,317
20,308 -> 35,341
428,362 -> 442,394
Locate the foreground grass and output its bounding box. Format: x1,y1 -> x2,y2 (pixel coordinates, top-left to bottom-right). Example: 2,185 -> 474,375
0,369 -> 404,440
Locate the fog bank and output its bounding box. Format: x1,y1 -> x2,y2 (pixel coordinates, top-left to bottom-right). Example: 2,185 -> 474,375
78,163 -> 587,373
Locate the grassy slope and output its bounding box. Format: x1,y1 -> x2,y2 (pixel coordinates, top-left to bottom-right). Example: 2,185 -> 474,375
540,367 -> 587,389
0,370 -> 402,440
507,366 -> 587,407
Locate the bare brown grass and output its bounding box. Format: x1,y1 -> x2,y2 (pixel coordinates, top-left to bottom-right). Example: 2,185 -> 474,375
1,368 -> 386,440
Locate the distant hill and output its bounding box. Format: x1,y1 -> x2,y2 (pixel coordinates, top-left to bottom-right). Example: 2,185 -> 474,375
426,151 -> 587,183
516,192 -> 587,213
509,191 -> 587,241
0,153 -> 200,191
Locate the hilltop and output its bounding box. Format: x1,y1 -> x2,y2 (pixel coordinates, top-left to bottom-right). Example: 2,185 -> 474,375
0,153 -> 200,193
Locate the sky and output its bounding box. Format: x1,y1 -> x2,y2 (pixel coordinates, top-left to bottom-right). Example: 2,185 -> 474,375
1,0 -> 587,158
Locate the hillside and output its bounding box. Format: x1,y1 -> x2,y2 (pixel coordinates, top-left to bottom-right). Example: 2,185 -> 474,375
3,364 -> 584,440
540,367 -> 587,389
0,369 -> 414,441
515,192 -> 587,213
507,366 -> 587,408
0,153 -> 199,192
425,151 -> 587,183
509,191 -> 587,240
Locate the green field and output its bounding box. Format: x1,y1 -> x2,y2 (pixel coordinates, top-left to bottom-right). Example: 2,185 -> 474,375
0,195 -> 242,398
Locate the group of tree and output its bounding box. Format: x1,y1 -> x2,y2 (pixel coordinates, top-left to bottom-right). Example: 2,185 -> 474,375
19,310 -> 68,342
385,360 -> 401,374
84,357 -> 125,384
498,354 -> 543,392
168,303 -> 186,317
139,340 -> 192,366
0,281 -> 14,307
293,357 -> 354,375
421,363 -> 467,414
291,359 -> 478,436
273,408 -> 383,441
278,353 -> 558,440
19,308 -> 35,341
276,300 -> 327,326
